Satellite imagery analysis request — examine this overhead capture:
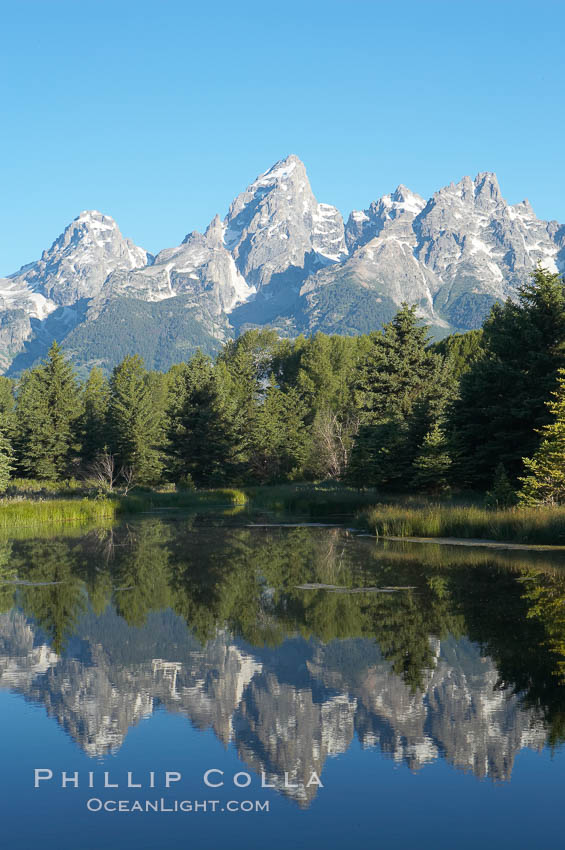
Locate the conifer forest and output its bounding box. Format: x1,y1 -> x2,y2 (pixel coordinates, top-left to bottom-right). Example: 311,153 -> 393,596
0,268 -> 564,509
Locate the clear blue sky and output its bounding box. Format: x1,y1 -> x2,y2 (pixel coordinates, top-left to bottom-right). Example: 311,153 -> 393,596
1,0 -> 564,275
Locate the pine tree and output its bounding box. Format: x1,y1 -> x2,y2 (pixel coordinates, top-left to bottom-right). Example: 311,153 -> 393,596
165,352 -> 244,487
79,367 -> 110,466
277,332 -> 363,421
350,304 -> 455,488
0,428 -> 14,492
249,385 -> 308,483
218,328 -> 280,404
0,377 -> 15,492
519,369 -> 565,506
452,268 -> 565,487
411,423 -> 451,493
485,463 -> 517,508
355,303 -> 438,422
14,341 -> 80,480
0,377 -> 16,440
108,355 -> 163,485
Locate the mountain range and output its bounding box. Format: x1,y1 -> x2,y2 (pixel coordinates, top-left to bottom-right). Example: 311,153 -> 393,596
0,609 -> 546,806
1,155 -> 563,375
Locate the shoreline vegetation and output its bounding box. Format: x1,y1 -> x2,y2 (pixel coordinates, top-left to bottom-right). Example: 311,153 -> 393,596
1,269 -> 565,544
358,502 -> 565,546
0,485 -> 249,532
1,481 -> 565,548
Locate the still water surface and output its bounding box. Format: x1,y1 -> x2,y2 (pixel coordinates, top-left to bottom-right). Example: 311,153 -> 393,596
1,515 -> 565,849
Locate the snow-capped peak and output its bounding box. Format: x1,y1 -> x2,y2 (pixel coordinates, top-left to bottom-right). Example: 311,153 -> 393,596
388,185 -> 426,214
250,154 -> 305,190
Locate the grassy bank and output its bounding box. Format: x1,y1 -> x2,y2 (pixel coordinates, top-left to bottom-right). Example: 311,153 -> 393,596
0,498 -> 119,530
8,481 -> 564,547
0,488 -> 248,531
0,481 -> 377,532
243,483 -> 379,517
359,503 -> 565,546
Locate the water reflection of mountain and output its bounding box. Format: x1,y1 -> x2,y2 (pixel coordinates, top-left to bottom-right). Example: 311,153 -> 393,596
1,521 -> 565,805
0,605 -> 547,805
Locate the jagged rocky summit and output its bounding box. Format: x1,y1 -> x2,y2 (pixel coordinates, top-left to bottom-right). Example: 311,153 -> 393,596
1,156 -> 563,374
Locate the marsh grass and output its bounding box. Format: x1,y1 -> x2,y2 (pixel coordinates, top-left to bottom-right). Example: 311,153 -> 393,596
120,488 -> 248,512
359,503 -> 565,545
0,498 -> 118,529
0,487 -> 248,531
244,483 -> 378,516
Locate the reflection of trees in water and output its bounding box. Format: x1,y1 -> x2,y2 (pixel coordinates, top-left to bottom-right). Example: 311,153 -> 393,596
5,520 -> 565,741
16,541 -> 87,654
0,542 -> 16,614
456,568 -> 565,747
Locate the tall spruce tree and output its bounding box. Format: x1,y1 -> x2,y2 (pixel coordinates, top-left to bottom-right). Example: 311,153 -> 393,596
411,423 -> 451,493
451,268 -> 565,487
355,304 -> 438,422
519,369 -> 565,506
108,355 -> 163,484
0,429 -> 13,492
0,377 -> 15,491
79,367 -> 110,466
349,304 -> 454,488
248,385 -> 308,483
218,328 -> 280,403
0,377 -> 16,440
165,351 -> 244,487
14,341 -> 80,480
277,332 -> 365,421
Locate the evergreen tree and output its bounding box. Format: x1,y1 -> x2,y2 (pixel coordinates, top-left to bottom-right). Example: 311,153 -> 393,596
485,463 -> 517,508
0,377 -> 16,440
79,367 -> 110,466
349,304 -> 455,488
165,352 -> 244,486
355,304 -> 438,422
14,341 -> 80,480
108,355 -> 163,484
0,377 -> 15,491
430,329 -> 484,379
519,369 -> 565,506
452,268 -> 565,487
348,420 -> 411,489
0,428 -> 13,492
248,385 -> 308,483
411,423 -> 451,493
218,328 -> 280,403
277,332 -> 365,421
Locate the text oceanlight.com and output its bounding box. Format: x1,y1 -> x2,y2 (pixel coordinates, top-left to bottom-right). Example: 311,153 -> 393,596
86,798 -> 270,813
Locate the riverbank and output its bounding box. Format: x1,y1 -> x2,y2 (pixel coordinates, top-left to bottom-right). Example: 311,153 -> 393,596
0,481 -> 377,532
2,482 -> 565,547
0,487 -> 249,531
358,503 -> 565,546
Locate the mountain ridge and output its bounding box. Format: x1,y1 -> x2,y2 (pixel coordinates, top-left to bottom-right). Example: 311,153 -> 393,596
1,155 -> 563,375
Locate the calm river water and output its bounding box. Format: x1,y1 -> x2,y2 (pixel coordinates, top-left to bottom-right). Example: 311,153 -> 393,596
1,515 -> 565,849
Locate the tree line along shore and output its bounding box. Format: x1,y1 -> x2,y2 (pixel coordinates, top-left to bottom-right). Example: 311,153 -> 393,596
0,268 -> 565,543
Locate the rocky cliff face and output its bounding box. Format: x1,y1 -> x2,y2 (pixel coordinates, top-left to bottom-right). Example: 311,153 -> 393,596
0,611 -> 547,805
2,210 -> 150,310
225,155 -> 347,290
301,172 -> 563,333
0,159 -> 563,374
